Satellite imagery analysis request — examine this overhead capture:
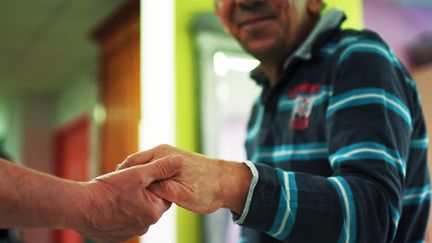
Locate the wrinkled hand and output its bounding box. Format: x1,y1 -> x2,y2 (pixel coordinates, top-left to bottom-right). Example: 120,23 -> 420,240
76,156 -> 182,243
117,145 -> 252,215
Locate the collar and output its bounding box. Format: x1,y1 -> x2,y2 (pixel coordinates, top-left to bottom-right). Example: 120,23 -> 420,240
284,8 -> 346,65
251,8 -> 346,86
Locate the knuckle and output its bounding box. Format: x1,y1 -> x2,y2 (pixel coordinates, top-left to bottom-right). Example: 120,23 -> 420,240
156,144 -> 171,153
123,155 -> 136,166
158,181 -> 170,192
150,162 -> 165,177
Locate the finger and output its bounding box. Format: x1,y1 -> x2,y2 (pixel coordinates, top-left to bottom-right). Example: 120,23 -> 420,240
149,182 -> 206,214
148,181 -> 180,204
157,198 -> 172,211
117,148 -> 156,170
138,227 -> 150,236
159,199 -> 172,214
141,156 -> 183,185
138,192 -> 173,226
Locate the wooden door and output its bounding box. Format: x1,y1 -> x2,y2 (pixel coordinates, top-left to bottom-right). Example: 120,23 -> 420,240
92,1 -> 140,243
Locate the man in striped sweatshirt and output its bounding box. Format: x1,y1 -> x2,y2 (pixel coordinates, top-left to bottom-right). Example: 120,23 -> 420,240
120,0 -> 431,242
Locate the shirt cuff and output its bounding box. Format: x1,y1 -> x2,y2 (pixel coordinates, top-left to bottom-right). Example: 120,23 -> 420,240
234,160 -> 259,225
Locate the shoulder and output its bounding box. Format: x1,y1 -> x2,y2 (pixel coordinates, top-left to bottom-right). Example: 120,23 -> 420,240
318,29 -> 392,58
320,29 -> 398,66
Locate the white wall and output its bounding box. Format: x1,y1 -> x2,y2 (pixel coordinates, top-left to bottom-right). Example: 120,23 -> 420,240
55,73 -> 100,179
0,74 -> 99,168
56,74 -> 98,127
22,93 -> 57,172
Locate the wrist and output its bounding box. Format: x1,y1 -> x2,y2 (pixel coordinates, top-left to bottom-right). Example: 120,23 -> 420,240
220,161 -> 252,214
57,181 -> 92,231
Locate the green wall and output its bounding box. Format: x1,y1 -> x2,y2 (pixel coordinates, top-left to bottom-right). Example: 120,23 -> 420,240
326,0 -> 364,29
175,0 -> 213,242
174,1 -> 363,243
0,90 -> 8,138
0,89 -> 24,163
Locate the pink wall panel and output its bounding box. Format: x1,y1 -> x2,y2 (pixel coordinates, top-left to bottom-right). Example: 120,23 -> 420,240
363,0 -> 432,68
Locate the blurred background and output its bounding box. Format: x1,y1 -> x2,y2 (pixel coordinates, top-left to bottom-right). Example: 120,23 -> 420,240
0,0 -> 430,243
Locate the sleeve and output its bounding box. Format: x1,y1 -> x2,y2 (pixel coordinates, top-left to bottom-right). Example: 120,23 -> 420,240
234,39 -> 411,243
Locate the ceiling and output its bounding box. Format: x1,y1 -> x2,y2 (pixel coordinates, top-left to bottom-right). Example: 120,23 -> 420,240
0,0 -> 429,94
0,0 -> 123,93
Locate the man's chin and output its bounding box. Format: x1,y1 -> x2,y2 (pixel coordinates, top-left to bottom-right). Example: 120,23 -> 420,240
243,41 -> 282,62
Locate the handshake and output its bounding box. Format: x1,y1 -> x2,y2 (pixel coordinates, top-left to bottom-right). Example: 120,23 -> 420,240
76,144 -> 252,242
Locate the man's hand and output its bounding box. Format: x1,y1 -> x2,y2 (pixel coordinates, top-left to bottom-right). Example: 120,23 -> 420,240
117,145 -> 252,215
76,156 -> 183,243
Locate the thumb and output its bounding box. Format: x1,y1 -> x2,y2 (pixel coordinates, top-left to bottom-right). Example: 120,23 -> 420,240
117,148 -> 155,171
141,156 -> 183,185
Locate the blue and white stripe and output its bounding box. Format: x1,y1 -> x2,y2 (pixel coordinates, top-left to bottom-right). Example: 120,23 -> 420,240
410,134 -> 429,149
252,143 -> 328,163
336,40 -> 418,89
320,36 -> 360,57
403,76 -> 417,90
328,177 -> 356,243
329,142 -> 406,177
267,171 -> 298,240
338,40 -> 399,67
388,203 -> 401,240
246,100 -> 264,142
327,88 -> 412,128
278,86 -> 332,111
403,184 -> 432,206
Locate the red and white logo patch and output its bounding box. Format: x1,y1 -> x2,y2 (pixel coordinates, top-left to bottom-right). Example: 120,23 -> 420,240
288,84 -> 321,130
290,96 -> 316,130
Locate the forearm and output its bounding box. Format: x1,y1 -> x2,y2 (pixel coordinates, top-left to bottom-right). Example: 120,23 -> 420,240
234,162 -> 403,242
0,159 -> 87,229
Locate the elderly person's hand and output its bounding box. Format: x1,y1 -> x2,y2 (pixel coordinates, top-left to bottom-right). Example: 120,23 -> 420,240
77,156 -> 182,243
117,145 -> 252,215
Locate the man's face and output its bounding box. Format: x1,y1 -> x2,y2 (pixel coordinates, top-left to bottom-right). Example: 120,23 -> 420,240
216,0 -> 311,61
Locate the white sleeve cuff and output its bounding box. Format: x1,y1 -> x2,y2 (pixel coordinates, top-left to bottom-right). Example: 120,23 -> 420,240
234,160 -> 259,225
